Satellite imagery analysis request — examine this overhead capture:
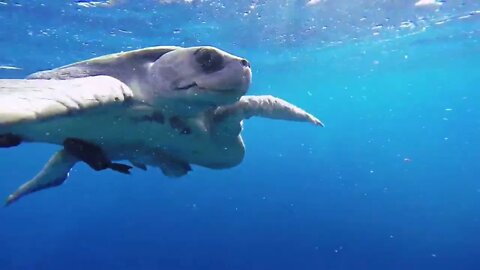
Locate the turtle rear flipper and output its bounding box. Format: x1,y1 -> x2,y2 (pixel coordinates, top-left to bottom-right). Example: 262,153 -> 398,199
63,138 -> 132,174
108,163 -> 133,174
0,133 -> 21,148
155,153 -> 192,178
130,161 -> 147,171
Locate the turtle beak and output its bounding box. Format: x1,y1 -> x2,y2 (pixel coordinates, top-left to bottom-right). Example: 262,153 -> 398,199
241,62 -> 252,94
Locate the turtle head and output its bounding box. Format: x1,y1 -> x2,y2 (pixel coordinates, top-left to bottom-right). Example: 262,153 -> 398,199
147,46 -> 252,108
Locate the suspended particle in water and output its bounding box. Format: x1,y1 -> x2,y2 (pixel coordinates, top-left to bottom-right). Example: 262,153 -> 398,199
333,246 -> 343,253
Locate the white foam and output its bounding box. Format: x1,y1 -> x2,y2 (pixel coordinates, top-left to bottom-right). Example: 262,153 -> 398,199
415,0 -> 442,8
306,0 -> 324,7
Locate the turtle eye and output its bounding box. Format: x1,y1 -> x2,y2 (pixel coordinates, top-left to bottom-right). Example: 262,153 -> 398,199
194,48 -> 225,73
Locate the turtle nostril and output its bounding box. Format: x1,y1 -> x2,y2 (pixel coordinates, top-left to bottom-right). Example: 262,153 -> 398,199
240,59 -> 250,68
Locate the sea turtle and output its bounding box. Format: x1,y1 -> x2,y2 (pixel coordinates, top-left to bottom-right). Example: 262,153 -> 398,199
0,46 -> 323,206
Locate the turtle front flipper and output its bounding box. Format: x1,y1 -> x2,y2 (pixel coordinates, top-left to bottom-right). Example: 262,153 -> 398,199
5,149 -> 78,206
0,76 -> 133,127
213,95 -> 324,134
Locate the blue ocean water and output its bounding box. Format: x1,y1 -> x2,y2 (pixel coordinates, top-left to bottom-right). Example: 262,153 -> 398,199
1,0 -> 480,269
